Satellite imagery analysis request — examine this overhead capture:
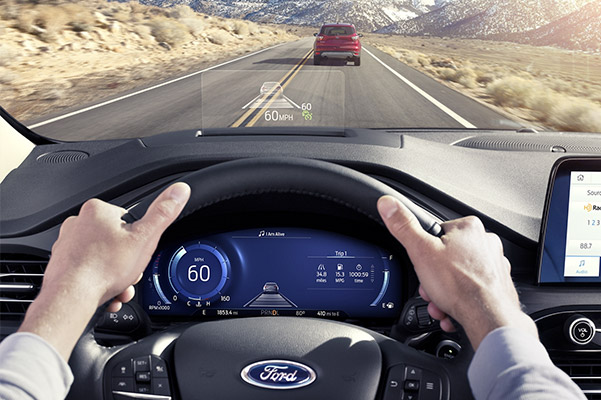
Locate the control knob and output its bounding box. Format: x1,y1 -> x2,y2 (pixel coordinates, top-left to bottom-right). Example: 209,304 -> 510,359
564,314 -> 596,346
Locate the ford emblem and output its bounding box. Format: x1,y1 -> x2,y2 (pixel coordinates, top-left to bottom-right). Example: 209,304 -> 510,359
241,360 -> 316,390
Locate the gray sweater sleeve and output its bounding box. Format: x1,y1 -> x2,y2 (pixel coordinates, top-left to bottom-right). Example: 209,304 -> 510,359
468,327 -> 586,400
0,332 -> 74,400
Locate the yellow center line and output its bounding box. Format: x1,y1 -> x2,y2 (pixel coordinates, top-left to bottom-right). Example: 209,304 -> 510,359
230,49 -> 313,128
245,50 -> 313,127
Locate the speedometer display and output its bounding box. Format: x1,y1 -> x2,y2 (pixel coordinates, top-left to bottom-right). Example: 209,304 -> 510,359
141,227 -> 402,319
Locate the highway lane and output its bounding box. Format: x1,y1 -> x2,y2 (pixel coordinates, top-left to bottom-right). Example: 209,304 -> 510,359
28,37 -> 520,141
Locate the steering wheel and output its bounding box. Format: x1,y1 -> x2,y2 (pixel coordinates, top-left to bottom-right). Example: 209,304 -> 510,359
68,157 -> 465,400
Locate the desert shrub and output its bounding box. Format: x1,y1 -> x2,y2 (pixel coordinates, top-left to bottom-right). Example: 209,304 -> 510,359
246,21 -> 260,35
129,1 -> 148,15
1,0 -> 19,20
61,3 -> 94,32
169,4 -> 196,19
488,76 -> 601,132
179,17 -> 204,36
212,17 -> 234,32
232,20 -> 249,36
437,67 -> 457,81
133,23 -> 153,41
549,78 -> 572,93
417,55 -> 430,67
475,69 -> 496,85
14,9 -> 39,34
207,29 -> 231,45
34,4 -> 69,32
400,50 -> 419,66
147,17 -> 190,46
437,66 -> 479,88
548,96 -> 601,132
454,68 -> 477,88
14,4 -> 68,41
486,76 -> 546,108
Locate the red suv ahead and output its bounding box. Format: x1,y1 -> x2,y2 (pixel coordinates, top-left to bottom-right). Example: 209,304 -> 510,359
313,24 -> 362,66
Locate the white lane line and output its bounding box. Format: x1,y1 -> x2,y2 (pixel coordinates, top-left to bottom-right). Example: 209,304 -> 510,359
28,43 -> 288,129
363,47 -> 477,129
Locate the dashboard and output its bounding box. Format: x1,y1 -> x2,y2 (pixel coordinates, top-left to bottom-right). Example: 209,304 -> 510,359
2,117 -> 601,400
142,227 -> 401,320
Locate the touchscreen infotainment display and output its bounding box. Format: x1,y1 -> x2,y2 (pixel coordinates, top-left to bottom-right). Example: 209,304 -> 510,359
539,158 -> 601,283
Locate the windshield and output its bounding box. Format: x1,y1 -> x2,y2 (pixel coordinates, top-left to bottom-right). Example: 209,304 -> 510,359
1,0 -> 600,140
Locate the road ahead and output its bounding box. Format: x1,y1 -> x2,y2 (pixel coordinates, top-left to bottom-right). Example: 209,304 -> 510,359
29,37 -> 520,140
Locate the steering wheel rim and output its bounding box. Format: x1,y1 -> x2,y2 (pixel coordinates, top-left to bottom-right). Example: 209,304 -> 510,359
122,157 -> 442,236
69,157 -> 451,400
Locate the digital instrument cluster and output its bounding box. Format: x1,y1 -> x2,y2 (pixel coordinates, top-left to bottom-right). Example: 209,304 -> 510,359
141,227 -> 402,319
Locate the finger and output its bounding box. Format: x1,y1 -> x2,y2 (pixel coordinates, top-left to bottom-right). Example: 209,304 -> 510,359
427,301 -> 447,321
439,316 -> 456,332
116,286 -> 136,304
377,196 -> 439,255
106,300 -> 123,313
133,273 -> 144,285
132,183 -> 191,239
419,285 -> 431,302
503,256 -> 512,273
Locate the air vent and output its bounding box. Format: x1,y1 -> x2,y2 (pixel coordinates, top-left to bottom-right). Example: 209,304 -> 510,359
0,254 -> 48,320
453,136 -> 601,153
37,150 -> 89,164
552,355 -> 601,399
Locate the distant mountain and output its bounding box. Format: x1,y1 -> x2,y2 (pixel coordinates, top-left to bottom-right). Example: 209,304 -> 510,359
378,0 -> 594,37
494,0 -> 601,52
124,0 -> 600,52
237,0 -> 424,31
129,0 -> 445,31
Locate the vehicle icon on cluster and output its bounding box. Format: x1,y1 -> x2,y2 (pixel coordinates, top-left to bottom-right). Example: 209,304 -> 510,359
260,82 -> 283,95
242,82 -> 300,110
262,282 -> 279,294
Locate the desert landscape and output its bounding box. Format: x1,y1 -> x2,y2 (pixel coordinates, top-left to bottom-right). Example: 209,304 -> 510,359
0,0 -> 300,121
365,34 -> 601,132
1,0 -> 600,132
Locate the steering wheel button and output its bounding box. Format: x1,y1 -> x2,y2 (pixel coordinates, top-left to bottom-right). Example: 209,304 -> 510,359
382,365 -> 404,400
404,380 -> 419,391
135,383 -> 151,394
111,377 -> 134,392
404,366 -> 422,380
402,393 -> 417,400
151,356 -> 169,378
420,371 -> 442,400
136,372 -> 151,382
112,361 -> 133,377
153,378 -> 171,396
134,356 -> 151,372
416,306 -> 431,326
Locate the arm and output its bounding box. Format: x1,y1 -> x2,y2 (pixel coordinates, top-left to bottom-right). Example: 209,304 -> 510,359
0,183 -> 190,400
377,195 -> 585,399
